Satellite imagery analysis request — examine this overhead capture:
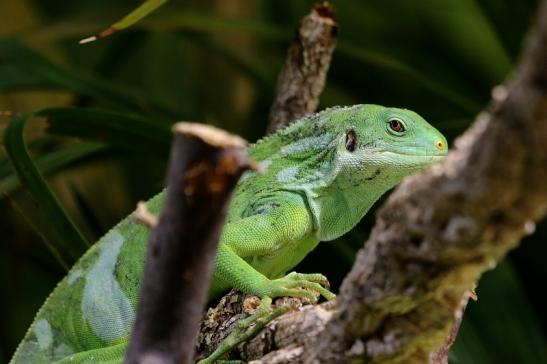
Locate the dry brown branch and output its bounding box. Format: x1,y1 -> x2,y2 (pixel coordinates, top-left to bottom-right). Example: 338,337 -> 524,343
266,2 -> 338,134
196,1 -> 547,363
133,201 -> 159,228
124,123 -> 251,364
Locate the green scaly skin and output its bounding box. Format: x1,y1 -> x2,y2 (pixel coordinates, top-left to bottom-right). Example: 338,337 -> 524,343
10,104 -> 447,363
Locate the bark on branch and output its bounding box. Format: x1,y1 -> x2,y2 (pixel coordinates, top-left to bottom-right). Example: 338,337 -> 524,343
197,1 -> 547,363
309,2 -> 547,361
124,124 -> 251,364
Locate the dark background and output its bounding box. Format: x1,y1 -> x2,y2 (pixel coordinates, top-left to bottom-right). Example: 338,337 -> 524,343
1,1 -> 546,363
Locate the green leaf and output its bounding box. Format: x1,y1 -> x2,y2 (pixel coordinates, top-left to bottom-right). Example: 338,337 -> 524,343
152,9 -> 288,39
336,42 -> 481,113
78,0 -> 168,43
20,10 -> 288,45
4,113 -> 90,265
39,107 -> 173,157
186,35 -> 274,89
417,0 -> 512,85
0,38 -> 167,114
111,0 -> 168,32
0,142 -> 108,195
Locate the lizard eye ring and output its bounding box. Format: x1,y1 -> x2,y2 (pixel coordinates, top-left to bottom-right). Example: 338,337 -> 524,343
345,129 -> 357,152
388,119 -> 406,134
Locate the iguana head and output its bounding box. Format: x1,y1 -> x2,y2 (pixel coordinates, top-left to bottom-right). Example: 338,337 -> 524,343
331,104 -> 447,188
308,104 -> 447,239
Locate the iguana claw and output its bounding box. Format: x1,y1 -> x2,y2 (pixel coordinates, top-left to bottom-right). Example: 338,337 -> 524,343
264,272 -> 335,302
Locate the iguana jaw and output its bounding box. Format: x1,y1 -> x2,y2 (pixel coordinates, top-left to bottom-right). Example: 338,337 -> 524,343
368,148 -> 446,157
362,150 -> 446,170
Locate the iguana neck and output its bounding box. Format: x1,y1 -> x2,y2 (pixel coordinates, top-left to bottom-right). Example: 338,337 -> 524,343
304,164 -> 401,242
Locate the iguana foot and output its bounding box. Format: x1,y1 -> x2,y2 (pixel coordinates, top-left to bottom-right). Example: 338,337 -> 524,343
198,273 -> 335,363
264,272 -> 336,302
196,297 -> 289,364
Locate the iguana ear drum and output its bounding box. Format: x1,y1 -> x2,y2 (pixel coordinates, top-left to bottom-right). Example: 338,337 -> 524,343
345,128 -> 357,152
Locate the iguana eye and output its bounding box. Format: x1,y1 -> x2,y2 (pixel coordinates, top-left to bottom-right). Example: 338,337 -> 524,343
345,129 -> 357,152
389,119 -> 405,133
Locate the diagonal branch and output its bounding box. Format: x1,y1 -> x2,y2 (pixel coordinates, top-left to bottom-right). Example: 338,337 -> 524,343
309,1 -> 547,361
201,1 -> 547,363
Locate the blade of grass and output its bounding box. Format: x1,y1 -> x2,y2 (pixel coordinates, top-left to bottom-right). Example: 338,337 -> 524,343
0,136 -> 61,183
183,34 -> 274,89
4,113 -> 90,263
418,0 -> 512,85
337,42 -> 482,113
110,0 -> 168,32
21,10 -> 288,45
79,0 -> 168,43
40,107 -> 172,157
0,38 -> 173,116
0,142 -> 108,195
3,195 -> 70,271
143,10 -> 288,40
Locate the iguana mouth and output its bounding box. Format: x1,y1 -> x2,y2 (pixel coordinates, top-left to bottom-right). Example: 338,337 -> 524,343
368,149 -> 447,158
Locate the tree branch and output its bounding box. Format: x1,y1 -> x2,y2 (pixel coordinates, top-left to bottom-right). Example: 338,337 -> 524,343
124,123 -> 251,364
197,1 -> 547,362
309,1 -> 547,361
266,2 -> 338,134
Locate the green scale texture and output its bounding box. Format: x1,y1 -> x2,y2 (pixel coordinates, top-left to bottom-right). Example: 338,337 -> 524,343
11,104 -> 447,363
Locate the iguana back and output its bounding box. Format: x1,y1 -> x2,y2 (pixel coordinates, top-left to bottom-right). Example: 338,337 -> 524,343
10,193 -> 164,363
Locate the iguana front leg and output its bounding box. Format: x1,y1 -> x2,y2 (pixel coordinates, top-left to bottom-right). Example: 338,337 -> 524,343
213,244 -> 334,302
211,198 -> 335,302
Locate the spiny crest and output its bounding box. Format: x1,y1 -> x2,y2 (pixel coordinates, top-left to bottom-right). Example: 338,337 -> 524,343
250,105 -> 359,161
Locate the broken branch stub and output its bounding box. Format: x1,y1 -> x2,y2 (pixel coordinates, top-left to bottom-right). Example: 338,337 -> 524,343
124,123 -> 252,364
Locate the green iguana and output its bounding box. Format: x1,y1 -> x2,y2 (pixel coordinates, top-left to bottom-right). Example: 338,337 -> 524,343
10,104 -> 447,363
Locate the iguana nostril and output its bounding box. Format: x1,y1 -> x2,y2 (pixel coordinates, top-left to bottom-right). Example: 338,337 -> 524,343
435,140 -> 445,150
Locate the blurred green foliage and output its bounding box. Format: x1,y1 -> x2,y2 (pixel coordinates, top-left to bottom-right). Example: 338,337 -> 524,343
1,1 -> 546,363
